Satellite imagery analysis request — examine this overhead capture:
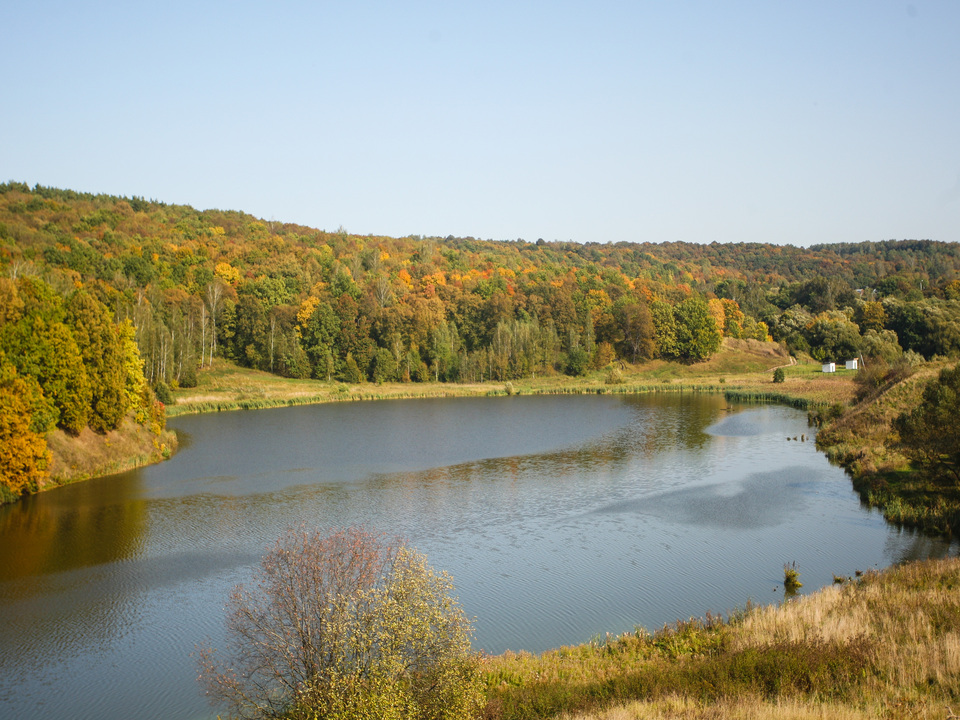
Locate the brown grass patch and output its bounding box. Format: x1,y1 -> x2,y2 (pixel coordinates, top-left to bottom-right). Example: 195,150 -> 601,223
563,696 -> 878,720
45,415 -> 176,485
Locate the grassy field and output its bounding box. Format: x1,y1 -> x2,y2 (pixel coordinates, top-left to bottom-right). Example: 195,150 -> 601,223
167,339 -> 856,417
481,557 -> 960,720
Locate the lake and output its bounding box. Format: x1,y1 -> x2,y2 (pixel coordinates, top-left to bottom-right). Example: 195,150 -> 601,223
0,393 -> 954,720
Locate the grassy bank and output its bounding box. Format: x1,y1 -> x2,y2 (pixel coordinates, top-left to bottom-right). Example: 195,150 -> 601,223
814,359 -> 960,537
43,415 -> 177,488
481,557 -> 960,720
167,339 -> 852,417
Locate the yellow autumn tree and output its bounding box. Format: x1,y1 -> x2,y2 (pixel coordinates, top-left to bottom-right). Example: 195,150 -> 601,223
0,361 -> 50,499
296,296 -> 321,338
214,261 -> 242,286
720,298 -> 745,338
118,320 -> 150,418
707,298 -> 726,335
198,527 -> 482,720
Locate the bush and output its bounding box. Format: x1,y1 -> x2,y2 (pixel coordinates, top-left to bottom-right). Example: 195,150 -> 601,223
179,362 -> 198,388
565,347 -> 590,377
772,367 -> 785,384
198,527 -> 482,720
853,357 -> 916,403
853,360 -> 889,402
154,381 -> 173,405
605,365 -> 626,385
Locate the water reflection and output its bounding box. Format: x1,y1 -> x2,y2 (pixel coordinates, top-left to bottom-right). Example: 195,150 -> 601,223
0,394 -> 955,720
0,473 -> 147,581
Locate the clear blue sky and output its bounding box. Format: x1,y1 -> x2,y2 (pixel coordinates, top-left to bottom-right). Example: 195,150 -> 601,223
3,1 -> 958,246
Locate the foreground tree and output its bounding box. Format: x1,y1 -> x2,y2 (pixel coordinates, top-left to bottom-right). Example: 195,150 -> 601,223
892,364 -> 960,483
198,527 -> 482,720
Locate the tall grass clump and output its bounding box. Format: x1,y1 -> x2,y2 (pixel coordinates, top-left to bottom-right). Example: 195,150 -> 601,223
724,390 -> 809,410
783,562 -> 803,593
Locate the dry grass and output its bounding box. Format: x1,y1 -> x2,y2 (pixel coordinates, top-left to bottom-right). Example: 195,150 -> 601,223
562,696 -> 878,720
482,558 -> 960,720
168,359 -> 499,416
816,363 -> 943,476
733,559 -> 960,702
45,415 -> 177,485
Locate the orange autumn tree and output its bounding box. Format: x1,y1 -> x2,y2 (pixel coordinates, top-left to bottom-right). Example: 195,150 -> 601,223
0,359 -> 50,499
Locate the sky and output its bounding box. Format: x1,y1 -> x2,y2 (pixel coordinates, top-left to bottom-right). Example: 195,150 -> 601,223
2,1 -> 959,247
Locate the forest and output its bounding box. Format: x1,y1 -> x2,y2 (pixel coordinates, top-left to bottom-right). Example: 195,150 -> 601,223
2,181 -> 960,500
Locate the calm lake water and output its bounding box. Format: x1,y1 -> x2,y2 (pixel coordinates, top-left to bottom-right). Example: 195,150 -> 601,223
0,393 -> 955,720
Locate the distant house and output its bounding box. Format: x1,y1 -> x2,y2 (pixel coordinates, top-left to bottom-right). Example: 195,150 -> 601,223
822,362 -> 836,373
845,359 -> 859,370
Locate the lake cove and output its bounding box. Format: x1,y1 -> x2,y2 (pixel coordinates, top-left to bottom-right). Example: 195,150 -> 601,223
0,394 -> 955,720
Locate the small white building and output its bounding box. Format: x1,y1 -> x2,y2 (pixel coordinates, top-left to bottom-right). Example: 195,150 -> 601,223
822,362 -> 836,373
845,358 -> 859,370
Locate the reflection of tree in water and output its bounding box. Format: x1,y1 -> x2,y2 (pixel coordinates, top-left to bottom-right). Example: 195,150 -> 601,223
355,395 -> 732,511
887,526 -> 959,565
0,469 -> 147,582
358,394 -> 732,526
620,393 -> 728,457
0,470 -> 149,677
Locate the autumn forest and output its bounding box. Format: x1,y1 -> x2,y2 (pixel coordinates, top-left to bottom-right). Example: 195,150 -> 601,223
3,181 -> 960,502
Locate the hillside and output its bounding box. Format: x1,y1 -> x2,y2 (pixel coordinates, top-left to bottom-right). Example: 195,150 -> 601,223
2,183 -> 960,720
3,181 -> 960,502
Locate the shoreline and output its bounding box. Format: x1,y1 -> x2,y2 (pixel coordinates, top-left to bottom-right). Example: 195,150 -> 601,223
23,345 -> 955,544
167,340 -> 842,420
10,347 -> 959,719
161,352 -> 960,543
17,339 -> 849,500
